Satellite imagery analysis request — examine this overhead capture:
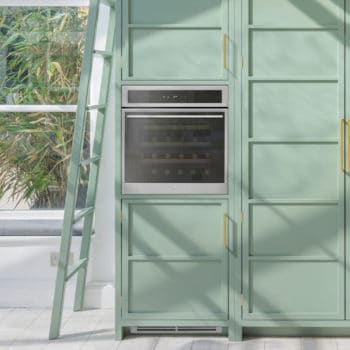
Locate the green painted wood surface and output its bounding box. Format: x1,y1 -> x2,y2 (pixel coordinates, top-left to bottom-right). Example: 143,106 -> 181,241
113,0 -> 123,340
249,0 -> 341,26
250,82 -> 338,138
122,200 -> 228,320
249,204 -> 339,257
248,261 -> 342,319
346,0 -> 350,321
129,0 -> 223,26
49,0 -> 104,340
242,0 -> 345,320
122,0 -> 228,80
250,144 -> 338,199
114,0 -> 350,339
251,31 -> 338,77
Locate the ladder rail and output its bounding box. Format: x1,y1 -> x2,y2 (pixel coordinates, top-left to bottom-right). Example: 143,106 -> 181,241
49,0 -> 107,340
74,3 -> 117,312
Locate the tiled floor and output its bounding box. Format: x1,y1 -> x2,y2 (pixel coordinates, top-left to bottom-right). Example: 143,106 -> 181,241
0,308 -> 348,349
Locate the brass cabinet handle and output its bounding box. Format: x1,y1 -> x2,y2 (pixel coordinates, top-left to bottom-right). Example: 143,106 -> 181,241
223,33 -> 228,70
341,118 -> 345,172
224,213 -> 228,249
348,120 -> 350,173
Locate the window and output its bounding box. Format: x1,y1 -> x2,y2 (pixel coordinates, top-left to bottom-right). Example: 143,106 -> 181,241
0,3 -> 89,211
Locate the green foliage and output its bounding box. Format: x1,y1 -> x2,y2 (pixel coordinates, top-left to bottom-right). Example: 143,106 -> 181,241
0,7 -> 88,208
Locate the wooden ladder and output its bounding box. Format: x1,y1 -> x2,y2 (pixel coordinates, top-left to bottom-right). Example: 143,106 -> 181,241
49,0 -> 117,340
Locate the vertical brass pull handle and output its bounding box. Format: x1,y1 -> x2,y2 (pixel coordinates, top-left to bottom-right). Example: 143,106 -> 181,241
341,119 -> 345,172
223,33 -> 228,70
348,120 -> 350,173
224,213 -> 228,249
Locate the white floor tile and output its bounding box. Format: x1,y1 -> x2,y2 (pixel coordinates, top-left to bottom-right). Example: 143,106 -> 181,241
337,338 -> 350,350
1,309 -> 43,331
0,330 -> 22,349
302,338 -> 337,350
0,309 -> 13,323
154,336 -> 194,350
80,332 -> 119,350
229,338 -> 264,350
43,335 -> 89,350
117,336 -> 160,350
264,337 -> 301,350
191,337 -> 229,350
8,332 -> 50,350
4,309 -> 350,350
80,319 -> 118,350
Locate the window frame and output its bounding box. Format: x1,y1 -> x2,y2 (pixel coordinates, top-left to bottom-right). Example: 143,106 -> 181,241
0,2 -> 97,221
0,1 -> 88,7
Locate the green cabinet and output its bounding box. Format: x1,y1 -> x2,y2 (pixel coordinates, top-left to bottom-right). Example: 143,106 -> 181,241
121,199 -> 228,320
114,0 -> 350,340
122,0 -> 229,80
242,0 -> 345,320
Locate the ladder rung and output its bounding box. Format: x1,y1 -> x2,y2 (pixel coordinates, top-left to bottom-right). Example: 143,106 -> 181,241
81,155 -> 101,166
100,0 -> 115,8
73,207 -> 94,224
86,104 -> 106,111
65,258 -> 88,282
93,49 -> 112,58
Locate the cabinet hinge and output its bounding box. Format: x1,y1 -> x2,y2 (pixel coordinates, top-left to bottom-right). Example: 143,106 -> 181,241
120,209 -> 122,223
240,211 -> 244,223
240,294 -> 244,306
241,55 -> 244,70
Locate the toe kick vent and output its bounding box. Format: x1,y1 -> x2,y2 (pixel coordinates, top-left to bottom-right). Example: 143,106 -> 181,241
130,326 -> 222,334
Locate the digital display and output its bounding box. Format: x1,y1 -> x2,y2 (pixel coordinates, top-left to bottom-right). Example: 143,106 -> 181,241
127,90 -> 223,104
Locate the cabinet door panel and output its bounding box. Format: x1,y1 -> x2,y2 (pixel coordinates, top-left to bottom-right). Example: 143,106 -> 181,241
128,261 -> 225,318
129,0 -> 222,26
250,82 -> 338,138
251,30 -> 338,77
250,204 -> 339,257
242,0 -> 345,321
250,0 -> 341,26
248,261 -> 342,318
123,0 -> 228,80
128,202 -> 223,256
128,29 -> 222,80
250,144 -> 338,199
122,200 -> 228,320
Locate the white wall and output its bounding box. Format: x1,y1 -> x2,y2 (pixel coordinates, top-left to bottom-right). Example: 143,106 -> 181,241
0,4 -> 115,309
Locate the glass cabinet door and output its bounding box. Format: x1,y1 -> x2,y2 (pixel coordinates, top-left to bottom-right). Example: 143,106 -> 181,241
123,110 -> 226,186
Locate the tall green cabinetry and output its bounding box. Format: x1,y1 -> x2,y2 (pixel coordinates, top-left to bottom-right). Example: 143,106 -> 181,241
242,0 -> 345,321
115,0 -> 240,341
115,0 -> 350,341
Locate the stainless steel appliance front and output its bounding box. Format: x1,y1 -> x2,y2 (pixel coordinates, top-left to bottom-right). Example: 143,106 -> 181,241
122,86 -> 228,194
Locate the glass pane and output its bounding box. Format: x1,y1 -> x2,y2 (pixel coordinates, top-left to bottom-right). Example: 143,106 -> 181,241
0,7 -> 88,105
124,112 -> 225,183
0,112 -> 90,210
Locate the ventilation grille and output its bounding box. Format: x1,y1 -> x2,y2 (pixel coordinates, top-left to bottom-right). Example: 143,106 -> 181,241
130,326 -> 222,335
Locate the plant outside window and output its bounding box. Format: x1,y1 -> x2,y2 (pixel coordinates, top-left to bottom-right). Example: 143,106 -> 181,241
0,7 -> 89,209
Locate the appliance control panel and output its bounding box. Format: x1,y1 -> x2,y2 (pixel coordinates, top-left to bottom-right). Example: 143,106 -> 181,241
122,86 -> 228,107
